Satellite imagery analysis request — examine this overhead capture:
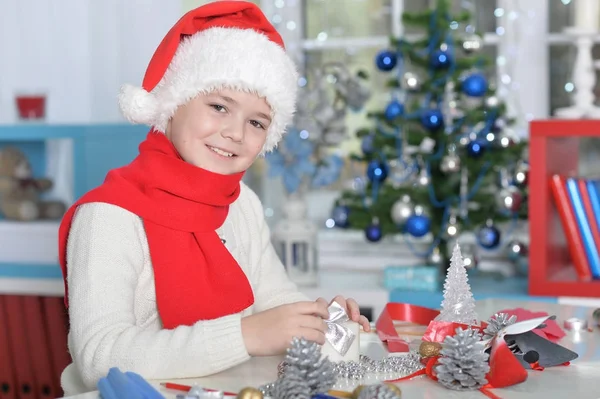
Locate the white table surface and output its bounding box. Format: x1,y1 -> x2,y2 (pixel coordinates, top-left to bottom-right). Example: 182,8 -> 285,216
63,299 -> 600,399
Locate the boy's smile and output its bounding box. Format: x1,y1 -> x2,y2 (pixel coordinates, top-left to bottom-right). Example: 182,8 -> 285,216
166,88 -> 272,175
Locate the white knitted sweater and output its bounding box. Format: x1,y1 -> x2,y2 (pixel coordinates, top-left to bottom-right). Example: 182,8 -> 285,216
61,182 -> 309,396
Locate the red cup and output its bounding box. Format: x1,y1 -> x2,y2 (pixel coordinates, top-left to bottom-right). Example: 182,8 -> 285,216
15,94 -> 46,120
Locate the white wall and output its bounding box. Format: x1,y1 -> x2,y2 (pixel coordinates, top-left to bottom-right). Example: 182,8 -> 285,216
0,0 -> 181,124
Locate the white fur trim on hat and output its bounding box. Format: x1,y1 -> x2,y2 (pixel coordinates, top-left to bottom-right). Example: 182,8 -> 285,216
118,27 -> 299,154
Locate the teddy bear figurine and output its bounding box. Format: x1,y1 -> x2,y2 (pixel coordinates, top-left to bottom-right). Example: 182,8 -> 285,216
0,146 -> 67,221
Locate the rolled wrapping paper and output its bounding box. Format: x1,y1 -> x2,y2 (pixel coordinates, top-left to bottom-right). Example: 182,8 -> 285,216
320,301 -> 361,363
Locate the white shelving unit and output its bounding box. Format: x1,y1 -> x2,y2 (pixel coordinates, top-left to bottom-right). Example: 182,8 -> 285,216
0,220 -> 60,264
0,130 -> 74,270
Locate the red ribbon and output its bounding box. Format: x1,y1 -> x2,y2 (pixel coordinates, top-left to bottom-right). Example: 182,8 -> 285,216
375,303 -> 440,352
375,302 -> 486,352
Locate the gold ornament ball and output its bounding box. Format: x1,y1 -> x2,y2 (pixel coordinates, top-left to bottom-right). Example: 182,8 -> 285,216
237,387 -> 263,399
419,341 -> 442,358
352,385 -> 365,399
384,383 -> 403,397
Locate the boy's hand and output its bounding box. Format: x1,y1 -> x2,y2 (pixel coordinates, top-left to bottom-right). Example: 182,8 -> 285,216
241,301 -> 329,356
316,295 -> 371,332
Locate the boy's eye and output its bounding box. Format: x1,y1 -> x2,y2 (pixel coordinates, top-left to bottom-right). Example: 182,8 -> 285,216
250,120 -> 266,130
210,104 -> 227,112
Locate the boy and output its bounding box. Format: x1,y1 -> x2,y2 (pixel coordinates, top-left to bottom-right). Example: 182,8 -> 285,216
58,1 -> 369,395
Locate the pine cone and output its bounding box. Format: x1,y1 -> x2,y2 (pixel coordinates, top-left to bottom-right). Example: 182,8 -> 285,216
282,337 -> 336,395
435,327 -> 490,391
285,337 -> 322,368
271,372 -> 311,399
303,357 -> 336,394
483,313 -> 517,340
356,384 -> 401,399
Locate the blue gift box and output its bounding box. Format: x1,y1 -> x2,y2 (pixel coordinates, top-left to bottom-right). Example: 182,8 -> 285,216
383,265 -> 441,292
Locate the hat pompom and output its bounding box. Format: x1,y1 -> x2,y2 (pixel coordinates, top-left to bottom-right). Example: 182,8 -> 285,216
118,84 -> 160,126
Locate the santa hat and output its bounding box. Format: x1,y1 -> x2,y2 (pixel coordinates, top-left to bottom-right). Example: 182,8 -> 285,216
118,1 -> 298,153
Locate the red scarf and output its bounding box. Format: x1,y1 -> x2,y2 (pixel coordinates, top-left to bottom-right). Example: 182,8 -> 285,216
58,131 -> 255,329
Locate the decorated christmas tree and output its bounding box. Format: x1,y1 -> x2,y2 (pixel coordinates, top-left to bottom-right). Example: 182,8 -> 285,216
331,0 -> 528,263
435,243 -> 479,325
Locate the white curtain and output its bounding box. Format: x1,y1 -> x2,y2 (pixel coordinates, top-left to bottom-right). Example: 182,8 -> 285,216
0,0 -> 181,124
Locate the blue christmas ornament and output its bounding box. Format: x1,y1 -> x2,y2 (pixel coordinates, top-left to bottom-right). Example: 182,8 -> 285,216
477,222 -> 501,249
405,214 -> 431,237
430,49 -> 452,69
467,139 -> 486,157
420,109 -> 444,131
361,135 -> 374,155
366,160 -> 389,183
375,50 -> 398,71
331,205 -> 350,228
384,100 -> 404,120
462,73 -> 488,97
365,220 -> 383,242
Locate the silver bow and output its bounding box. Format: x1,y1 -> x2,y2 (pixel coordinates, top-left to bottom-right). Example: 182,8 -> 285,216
325,301 -> 356,356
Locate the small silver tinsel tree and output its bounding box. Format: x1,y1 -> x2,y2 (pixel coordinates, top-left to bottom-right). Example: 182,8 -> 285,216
483,313 -> 517,340
357,384 -> 402,399
263,337 -> 337,399
434,243 -> 479,325
435,327 -> 490,391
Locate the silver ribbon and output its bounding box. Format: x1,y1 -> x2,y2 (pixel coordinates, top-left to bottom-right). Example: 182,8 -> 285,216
325,301 -> 356,356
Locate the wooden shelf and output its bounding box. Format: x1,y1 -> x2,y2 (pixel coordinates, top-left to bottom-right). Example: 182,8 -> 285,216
529,119 -> 600,298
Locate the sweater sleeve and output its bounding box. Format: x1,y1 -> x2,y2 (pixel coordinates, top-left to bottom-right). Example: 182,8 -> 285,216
242,186 -> 311,312
66,203 -> 250,390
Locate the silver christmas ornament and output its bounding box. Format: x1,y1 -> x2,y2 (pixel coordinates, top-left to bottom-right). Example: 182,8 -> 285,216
402,72 -> 421,91
390,195 -> 413,225
389,159 -> 416,188
461,243 -> 479,270
496,186 -> 524,213
356,384 -> 401,399
462,34 -> 483,54
344,177 -> 367,195
513,161 -> 529,187
416,168 -> 430,186
440,154 -> 461,173
505,239 -> 528,261
485,96 -> 499,108
427,246 -> 444,266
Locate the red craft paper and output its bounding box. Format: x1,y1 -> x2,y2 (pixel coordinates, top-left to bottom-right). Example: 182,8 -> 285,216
497,308 -> 565,342
486,337 -> 528,388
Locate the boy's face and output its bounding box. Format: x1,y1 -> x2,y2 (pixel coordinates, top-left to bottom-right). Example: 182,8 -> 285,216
166,88 -> 271,175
